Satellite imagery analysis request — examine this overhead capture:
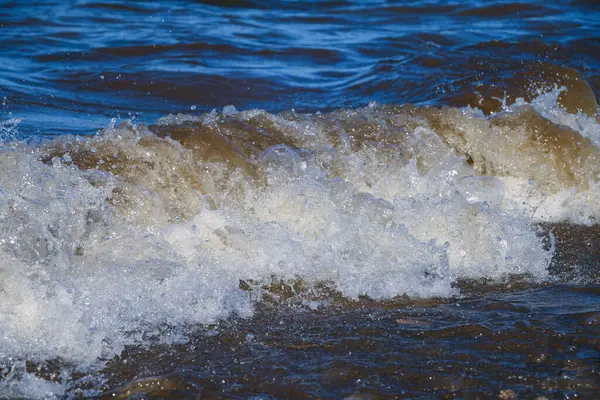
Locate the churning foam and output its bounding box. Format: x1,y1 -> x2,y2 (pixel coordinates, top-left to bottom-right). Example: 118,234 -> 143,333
1,88 -> 599,395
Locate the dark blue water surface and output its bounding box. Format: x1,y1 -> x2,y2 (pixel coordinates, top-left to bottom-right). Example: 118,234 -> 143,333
1,0 -> 599,135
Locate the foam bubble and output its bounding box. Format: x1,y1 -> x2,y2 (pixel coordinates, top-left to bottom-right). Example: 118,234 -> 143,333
7,89 -> 599,391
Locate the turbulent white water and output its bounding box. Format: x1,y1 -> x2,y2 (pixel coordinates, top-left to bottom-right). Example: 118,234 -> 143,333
0,88 -> 599,396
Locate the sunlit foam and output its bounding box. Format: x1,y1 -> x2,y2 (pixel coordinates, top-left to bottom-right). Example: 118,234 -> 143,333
4,86 -> 600,395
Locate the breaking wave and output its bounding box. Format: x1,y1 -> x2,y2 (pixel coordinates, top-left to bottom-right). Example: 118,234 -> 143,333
0,83 -> 598,396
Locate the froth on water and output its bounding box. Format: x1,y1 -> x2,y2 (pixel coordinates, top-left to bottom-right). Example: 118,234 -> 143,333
0,82 -> 599,396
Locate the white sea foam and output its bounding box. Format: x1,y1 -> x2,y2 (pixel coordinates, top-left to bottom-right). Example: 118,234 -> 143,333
3,90 -> 599,394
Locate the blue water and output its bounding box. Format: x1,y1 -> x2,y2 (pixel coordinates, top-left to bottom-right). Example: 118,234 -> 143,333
1,0 -> 599,135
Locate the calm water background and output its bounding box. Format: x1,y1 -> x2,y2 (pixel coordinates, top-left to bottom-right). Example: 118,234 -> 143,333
1,0 -> 599,135
0,1 -> 599,398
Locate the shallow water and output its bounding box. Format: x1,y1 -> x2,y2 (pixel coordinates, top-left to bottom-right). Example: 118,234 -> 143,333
96,284 -> 600,399
0,0 -> 599,398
